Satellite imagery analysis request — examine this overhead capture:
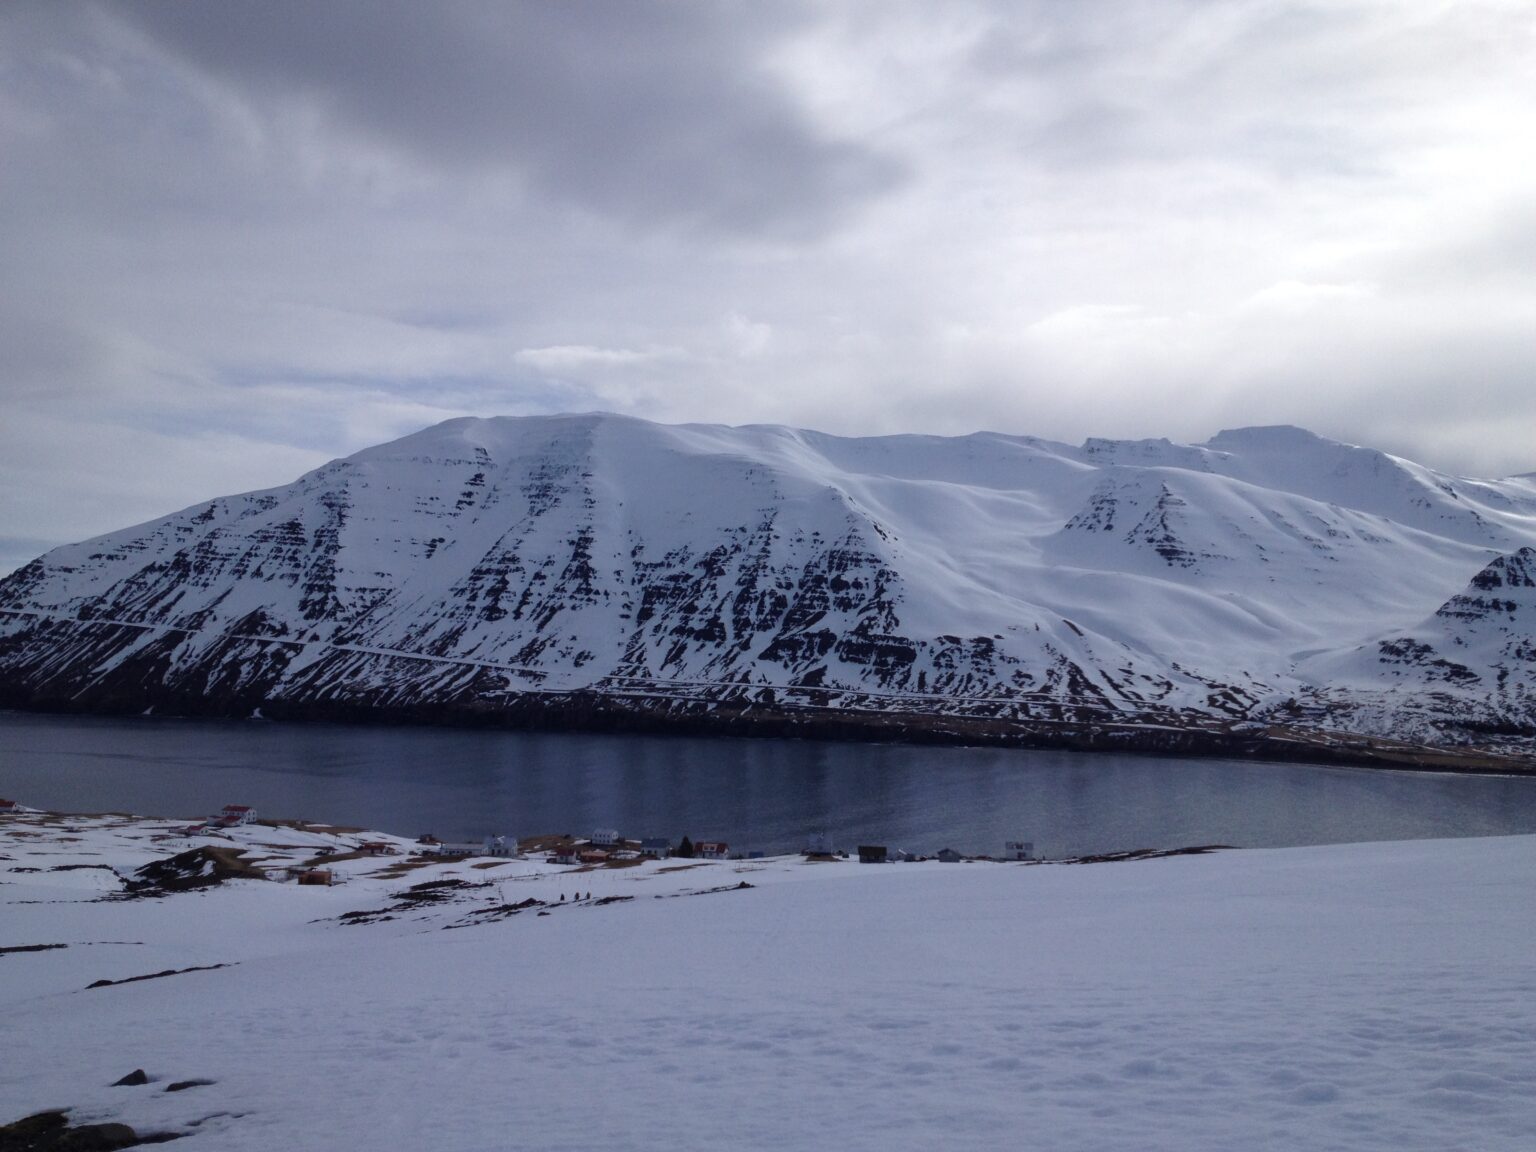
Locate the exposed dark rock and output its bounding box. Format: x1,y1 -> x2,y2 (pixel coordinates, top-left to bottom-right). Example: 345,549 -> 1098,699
117,849 -> 256,898
109,1071 -> 148,1088
0,943 -> 68,957
87,964 -> 230,990
0,1110 -> 179,1150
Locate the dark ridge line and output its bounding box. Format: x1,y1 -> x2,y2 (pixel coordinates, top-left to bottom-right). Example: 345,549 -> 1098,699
86,963 -> 232,990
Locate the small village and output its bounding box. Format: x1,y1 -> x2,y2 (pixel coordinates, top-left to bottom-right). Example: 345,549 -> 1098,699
216,805 -> 1038,883
0,799 -> 1036,888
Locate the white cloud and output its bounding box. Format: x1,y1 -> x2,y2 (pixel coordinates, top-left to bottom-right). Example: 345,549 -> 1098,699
2,0 -> 1536,570
513,345 -> 676,373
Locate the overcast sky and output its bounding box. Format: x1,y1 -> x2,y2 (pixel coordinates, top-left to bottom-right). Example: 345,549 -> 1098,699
3,0 -> 1535,572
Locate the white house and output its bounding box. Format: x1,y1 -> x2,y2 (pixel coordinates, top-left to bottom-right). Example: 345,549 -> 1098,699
482,835 -> 516,858
1005,840 -> 1034,861
639,838 -> 670,860
0,799 -> 20,815
696,841 -> 729,860
591,828 -> 620,847
220,804 -> 257,826
432,842 -> 482,858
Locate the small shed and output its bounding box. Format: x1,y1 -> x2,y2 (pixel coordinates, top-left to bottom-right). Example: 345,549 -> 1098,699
591,828 -> 620,847
578,848 -> 610,865
297,868 -> 334,886
696,841 -> 729,860
359,841 -> 398,856
935,848 -> 964,863
639,838 -> 670,860
858,845 -> 888,864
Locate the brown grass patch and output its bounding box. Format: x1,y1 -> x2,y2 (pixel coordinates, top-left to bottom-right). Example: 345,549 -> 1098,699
366,858 -> 440,880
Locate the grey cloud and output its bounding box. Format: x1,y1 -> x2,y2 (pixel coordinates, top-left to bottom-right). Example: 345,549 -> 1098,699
107,0 -> 904,239
2,1 -> 1535,571
958,0 -> 1470,180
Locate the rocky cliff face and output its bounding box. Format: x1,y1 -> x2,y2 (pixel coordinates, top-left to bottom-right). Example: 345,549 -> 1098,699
4,413 -> 1536,763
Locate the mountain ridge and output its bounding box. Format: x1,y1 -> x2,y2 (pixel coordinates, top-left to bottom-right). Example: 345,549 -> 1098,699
3,412 -> 1534,770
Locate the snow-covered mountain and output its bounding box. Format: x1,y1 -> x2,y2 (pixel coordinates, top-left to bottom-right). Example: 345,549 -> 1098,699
4,413 -> 1536,764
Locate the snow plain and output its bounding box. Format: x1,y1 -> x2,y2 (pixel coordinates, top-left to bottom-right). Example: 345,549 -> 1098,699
4,812 -> 1535,1150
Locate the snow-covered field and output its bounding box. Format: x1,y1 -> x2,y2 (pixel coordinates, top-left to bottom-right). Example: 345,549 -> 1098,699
4,811 -> 1534,1150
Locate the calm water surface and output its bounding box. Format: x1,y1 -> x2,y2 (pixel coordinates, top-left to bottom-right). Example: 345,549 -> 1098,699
4,711 -> 1536,857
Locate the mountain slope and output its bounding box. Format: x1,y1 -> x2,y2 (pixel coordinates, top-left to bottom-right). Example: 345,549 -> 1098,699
4,413 -> 1535,765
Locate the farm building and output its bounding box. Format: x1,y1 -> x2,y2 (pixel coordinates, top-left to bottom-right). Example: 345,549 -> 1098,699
219,805 -> 256,826
858,845 -> 888,864
936,848 -> 964,863
696,841 -> 729,860
639,838 -> 670,860
591,828 -> 620,847
0,799 -> 20,814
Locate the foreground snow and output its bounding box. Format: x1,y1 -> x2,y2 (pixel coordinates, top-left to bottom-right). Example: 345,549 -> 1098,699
3,813 -> 1534,1151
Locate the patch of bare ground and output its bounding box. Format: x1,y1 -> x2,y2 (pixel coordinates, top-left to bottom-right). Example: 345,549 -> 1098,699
1063,846 -> 1233,865
294,849 -> 371,867
295,823 -> 368,835
0,1109 -> 182,1149
201,847 -> 264,877
88,963 -> 232,990
518,834 -> 575,852
363,856 -> 443,880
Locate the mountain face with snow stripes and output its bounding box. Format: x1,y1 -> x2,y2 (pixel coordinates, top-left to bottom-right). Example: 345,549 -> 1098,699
3,413 -> 1535,764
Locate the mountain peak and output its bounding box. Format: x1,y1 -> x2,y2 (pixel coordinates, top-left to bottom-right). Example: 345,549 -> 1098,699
1203,425 -> 1338,451
6,415 -> 1536,759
